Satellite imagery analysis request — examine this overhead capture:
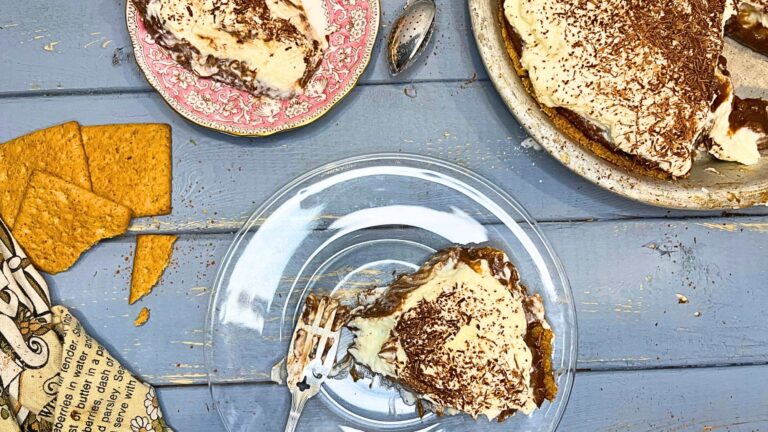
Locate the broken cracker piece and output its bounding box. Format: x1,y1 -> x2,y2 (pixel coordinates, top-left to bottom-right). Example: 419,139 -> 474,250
134,307 -> 151,327
81,124 -> 172,217
0,122 -> 91,226
129,234 -> 177,304
13,171 -> 131,274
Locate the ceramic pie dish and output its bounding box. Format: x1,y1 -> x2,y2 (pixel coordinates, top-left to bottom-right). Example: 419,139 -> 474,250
469,0 -> 768,209
126,0 -> 379,136
205,153 -> 576,431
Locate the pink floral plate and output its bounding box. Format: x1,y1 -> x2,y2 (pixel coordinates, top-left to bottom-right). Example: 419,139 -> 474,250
126,0 -> 380,136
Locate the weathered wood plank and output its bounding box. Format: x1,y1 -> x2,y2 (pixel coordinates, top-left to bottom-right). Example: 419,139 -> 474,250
2,88 -> 766,227
157,364 -> 768,431
49,217 -> 768,386
0,0 -> 481,95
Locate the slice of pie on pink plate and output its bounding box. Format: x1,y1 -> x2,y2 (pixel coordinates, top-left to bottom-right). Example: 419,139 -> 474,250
127,0 -> 379,136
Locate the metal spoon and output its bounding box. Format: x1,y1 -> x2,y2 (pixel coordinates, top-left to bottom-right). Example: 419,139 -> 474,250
387,0 -> 437,75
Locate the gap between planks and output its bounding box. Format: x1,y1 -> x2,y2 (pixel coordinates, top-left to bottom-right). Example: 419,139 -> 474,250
0,77 -> 489,100
151,362 -> 768,389
124,213 -> 768,236
149,359 -> 768,387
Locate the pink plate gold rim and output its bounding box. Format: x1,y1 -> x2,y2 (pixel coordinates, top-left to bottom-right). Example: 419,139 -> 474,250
126,0 -> 380,137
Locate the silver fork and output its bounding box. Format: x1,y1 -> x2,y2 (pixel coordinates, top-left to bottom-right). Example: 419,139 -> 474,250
284,294 -> 347,432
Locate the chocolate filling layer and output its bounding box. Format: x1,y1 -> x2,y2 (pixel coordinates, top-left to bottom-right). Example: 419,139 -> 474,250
727,2 -> 768,56
731,97 -> 768,149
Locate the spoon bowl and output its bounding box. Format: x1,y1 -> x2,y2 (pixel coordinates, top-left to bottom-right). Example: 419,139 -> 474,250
387,0 -> 437,75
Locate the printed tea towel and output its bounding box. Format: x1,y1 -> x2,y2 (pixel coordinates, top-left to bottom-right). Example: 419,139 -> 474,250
0,219 -> 171,432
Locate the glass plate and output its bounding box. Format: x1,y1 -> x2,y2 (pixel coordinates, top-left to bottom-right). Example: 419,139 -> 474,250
206,153 -> 577,432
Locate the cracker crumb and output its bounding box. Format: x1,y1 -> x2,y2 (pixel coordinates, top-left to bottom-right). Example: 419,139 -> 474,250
134,307 -> 150,327
521,137 -> 542,151
129,235 -> 178,304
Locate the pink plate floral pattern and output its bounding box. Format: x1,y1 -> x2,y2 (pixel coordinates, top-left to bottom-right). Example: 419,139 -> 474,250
126,0 -> 379,136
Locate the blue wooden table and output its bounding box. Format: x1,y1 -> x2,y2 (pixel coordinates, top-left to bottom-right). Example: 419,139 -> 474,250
2,1 -> 768,430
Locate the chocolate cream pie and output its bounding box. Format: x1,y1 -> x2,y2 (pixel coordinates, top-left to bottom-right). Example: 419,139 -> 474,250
346,246 -> 557,420
502,0 -> 768,178
133,0 -> 327,99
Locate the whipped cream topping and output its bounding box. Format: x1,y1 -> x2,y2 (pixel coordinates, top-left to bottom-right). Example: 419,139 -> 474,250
137,0 -> 326,98
348,249 -> 549,420
505,0 -> 735,176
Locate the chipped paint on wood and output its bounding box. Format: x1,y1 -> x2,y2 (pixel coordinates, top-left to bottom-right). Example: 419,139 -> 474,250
144,372 -> 208,385
698,222 -> 768,233
171,341 -> 207,347
42,40 -> 59,51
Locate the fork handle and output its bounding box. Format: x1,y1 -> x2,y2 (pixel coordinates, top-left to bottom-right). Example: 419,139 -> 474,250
284,391 -> 309,432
